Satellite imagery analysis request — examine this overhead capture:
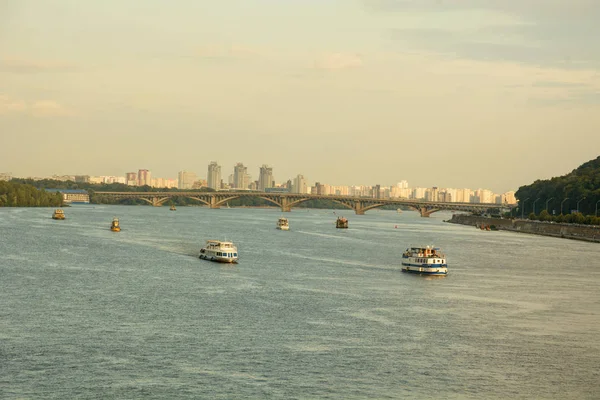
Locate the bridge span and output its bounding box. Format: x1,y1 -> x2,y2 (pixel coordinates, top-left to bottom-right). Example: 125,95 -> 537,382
92,191 -> 515,217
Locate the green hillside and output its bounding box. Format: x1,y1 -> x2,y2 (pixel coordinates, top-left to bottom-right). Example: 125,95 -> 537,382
516,156 -> 600,219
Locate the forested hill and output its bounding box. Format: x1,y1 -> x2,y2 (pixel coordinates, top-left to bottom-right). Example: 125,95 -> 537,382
516,156 -> 600,216
0,181 -> 63,207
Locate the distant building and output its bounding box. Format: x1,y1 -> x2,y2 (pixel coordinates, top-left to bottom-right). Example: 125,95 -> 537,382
412,187 -> 426,200
55,189 -> 90,204
192,179 -> 207,189
425,187 -> 439,201
100,176 -> 125,184
475,188 -> 494,204
455,188 -> 472,203
138,169 -> 151,186
502,191 -> 517,204
258,165 -> 274,191
0,172 -> 12,181
178,171 -> 197,190
51,175 -> 75,182
293,174 -> 308,194
126,172 -> 137,186
207,162 -> 221,190
265,187 -> 289,193
438,191 -> 452,202
233,163 -> 249,189
374,184 -> 381,199
74,175 -> 90,183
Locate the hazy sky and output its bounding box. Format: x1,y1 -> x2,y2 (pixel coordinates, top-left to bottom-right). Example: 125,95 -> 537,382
1,0 -> 599,193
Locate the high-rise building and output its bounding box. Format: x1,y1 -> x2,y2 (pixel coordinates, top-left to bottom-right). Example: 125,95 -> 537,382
74,175 -> 90,183
137,169 -> 151,186
258,165 -> 274,191
191,179 -> 207,189
455,188 -> 472,203
178,171 -> 197,190
207,161 -> 221,190
475,188 -> 494,204
502,191 -> 517,205
233,163 -> 248,190
424,187 -> 439,201
413,187 -> 426,200
293,174 -> 307,194
397,180 -> 409,189
126,172 -> 137,186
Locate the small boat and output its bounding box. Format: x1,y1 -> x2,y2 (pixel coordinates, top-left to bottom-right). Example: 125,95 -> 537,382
199,240 -> 238,263
110,217 -> 121,232
336,216 -> 348,229
170,204 -> 176,211
52,209 -> 65,220
276,217 -> 290,230
397,208 -> 403,214
401,246 -> 447,275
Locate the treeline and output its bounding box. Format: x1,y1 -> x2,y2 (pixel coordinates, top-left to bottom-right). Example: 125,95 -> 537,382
527,210 -> 600,226
11,179 -> 216,206
516,155 -> 600,218
10,178 -> 216,194
0,181 -> 63,207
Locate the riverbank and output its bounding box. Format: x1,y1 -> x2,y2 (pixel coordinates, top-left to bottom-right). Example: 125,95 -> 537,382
447,214 -> 600,243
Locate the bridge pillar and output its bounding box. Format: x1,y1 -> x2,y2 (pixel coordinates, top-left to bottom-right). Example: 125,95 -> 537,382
209,196 -> 220,209
151,197 -> 162,207
280,197 -> 292,212
419,207 -> 439,217
354,201 -> 365,215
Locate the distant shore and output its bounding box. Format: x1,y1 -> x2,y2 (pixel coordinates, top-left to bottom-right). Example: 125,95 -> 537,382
447,214 -> 600,243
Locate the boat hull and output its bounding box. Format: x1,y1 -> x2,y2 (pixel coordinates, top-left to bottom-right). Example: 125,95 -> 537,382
199,253 -> 238,263
276,226 -> 289,231
401,265 -> 448,275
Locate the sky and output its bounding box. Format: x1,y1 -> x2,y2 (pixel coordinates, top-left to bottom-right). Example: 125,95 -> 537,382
1,0 -> 599,193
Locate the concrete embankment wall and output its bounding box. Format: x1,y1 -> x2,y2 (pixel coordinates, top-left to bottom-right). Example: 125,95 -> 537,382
447,214 -> 600,243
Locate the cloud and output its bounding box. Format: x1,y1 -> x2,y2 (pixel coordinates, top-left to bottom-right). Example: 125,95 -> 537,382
0,56 -> 77,73
0,95 -> 73,117
365,0 -> 599,18
197,44 -> 265,60
314,53 -> 363,70
30,100 -> 73,117
365,0 -> 600,68
0,95 -> 27,114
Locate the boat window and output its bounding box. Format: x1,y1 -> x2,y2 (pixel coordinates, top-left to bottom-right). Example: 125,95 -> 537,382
234,253 -> 238,257
217,252 -> 221,256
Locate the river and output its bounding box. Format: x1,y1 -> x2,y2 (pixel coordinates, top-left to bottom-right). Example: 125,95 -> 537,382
1,205 -> 599,399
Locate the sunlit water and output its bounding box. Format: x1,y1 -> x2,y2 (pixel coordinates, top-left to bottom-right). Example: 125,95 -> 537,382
1,206 -> 599,399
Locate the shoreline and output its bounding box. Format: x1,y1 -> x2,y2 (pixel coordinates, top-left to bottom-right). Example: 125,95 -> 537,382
446,214 -> 600,243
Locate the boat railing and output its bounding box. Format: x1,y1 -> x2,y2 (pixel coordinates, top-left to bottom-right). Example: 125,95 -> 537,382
407,253 -> 445,258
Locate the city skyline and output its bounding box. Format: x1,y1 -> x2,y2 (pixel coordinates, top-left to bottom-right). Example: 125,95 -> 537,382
1,163 -> 517,205
2,1 -> 599,193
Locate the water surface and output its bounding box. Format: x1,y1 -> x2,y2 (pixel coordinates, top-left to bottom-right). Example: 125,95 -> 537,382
1,206 -> 598,399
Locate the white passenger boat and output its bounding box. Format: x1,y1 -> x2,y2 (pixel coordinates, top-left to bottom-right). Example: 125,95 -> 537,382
276,217 -> 289,230
199,240 -> 238,263
401,246 -> 448,275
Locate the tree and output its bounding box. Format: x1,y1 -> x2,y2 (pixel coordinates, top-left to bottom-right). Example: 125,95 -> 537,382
539,209 -> 551,222
516,156 -> 600,221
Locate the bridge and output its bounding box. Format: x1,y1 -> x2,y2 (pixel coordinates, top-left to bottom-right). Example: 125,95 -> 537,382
93,191 -> 515,217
